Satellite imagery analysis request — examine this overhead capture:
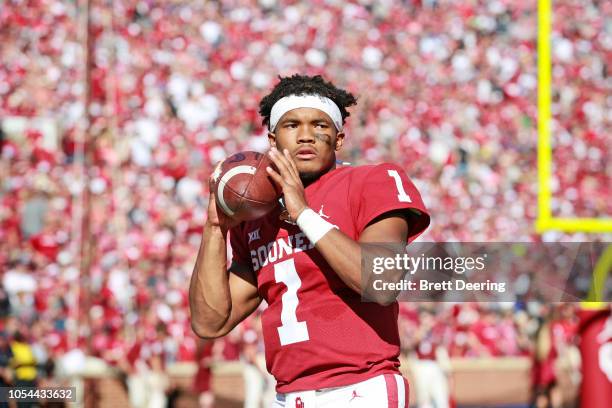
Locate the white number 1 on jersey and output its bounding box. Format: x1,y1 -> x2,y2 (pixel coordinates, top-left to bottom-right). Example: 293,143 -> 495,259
388,169 -> 412,203
274,259 -> 310,346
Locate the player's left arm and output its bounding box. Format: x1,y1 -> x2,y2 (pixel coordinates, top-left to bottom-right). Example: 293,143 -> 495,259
312,211 -> 409,296
267,148 -> 429,300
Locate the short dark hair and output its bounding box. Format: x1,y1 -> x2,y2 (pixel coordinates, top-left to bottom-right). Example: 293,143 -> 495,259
259,74 -> 357,130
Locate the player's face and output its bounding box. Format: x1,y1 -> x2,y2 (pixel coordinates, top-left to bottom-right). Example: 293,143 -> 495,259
268,107 -> 344,183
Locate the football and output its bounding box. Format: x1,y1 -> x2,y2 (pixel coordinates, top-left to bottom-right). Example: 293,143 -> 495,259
211,151 -> 282,222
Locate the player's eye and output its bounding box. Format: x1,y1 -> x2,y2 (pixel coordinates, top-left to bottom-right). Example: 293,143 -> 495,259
315,123 -> 328,129
285,123 -> 298,129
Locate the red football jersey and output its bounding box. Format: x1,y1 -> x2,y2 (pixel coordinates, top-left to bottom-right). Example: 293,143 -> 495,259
578,308 -> 612,408
229,163 -> 430,392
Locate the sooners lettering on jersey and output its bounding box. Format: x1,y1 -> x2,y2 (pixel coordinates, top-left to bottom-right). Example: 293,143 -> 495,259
229,163 -> 430,393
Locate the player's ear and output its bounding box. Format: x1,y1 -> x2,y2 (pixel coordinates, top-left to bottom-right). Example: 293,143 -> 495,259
268,132 -> 276,148
334,132 -> 345,151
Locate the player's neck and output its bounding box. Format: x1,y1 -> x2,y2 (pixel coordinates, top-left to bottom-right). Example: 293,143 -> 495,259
300,162 -> 336,187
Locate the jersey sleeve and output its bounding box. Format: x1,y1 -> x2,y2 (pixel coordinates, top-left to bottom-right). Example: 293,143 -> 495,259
228,224 -> 251,266
352,163 -> 430,242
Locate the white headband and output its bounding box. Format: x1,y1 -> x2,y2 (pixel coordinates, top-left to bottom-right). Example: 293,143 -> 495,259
269,94 -> 343,132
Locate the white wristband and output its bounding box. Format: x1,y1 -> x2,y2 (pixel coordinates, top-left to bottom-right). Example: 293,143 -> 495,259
296,208 -> 337,245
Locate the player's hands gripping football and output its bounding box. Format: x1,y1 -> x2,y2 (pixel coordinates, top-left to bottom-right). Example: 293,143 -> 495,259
266,147 -> 309,221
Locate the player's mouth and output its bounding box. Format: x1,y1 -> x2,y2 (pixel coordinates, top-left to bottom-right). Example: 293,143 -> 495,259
294,147 -> 317,160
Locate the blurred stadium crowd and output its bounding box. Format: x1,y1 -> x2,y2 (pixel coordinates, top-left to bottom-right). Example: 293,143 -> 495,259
0,0 -> 609,405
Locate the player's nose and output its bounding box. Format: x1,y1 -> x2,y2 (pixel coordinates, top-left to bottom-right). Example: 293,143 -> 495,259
296,126 -> 315,144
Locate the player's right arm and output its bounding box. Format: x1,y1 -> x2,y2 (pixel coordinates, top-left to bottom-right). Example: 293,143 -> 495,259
189,183 -> 262,339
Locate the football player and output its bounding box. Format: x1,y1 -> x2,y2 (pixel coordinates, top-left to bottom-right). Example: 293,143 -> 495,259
190,74 -> 430,407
